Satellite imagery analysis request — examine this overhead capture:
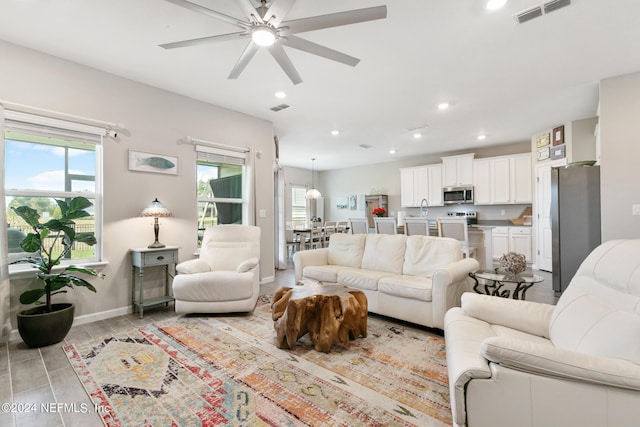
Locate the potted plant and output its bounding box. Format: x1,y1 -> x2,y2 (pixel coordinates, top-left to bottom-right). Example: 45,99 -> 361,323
372,207 -> 387,217
11,196 -> 104,347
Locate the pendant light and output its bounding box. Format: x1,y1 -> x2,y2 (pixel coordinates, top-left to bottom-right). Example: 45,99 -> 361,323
306,158 -> 322,200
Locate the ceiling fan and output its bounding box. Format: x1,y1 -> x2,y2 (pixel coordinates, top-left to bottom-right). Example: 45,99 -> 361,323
160,0 -> 387,84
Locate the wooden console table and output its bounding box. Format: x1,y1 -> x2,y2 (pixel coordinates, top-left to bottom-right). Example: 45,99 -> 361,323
130,246 -> 178,318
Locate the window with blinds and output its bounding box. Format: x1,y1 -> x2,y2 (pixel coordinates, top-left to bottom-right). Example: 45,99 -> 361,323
196,144 -> 248,246
4,111 -> 104,264
291,185 -> 309,225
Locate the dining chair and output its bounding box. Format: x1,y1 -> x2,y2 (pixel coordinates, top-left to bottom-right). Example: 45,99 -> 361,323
336,220 -> 349,233
349,217 -> 369,234
323,221 -> 337,245
437,217 -> 477,259
404,217 -> 430,236
309,224 -> 324,249
374,217 -> 397,234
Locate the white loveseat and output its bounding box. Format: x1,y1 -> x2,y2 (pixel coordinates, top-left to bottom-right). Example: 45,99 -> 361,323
293,233 -> 479,330
445,239 -> 640,427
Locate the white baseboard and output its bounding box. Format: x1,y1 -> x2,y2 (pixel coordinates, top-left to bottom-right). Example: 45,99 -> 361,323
7,305 -> 133,343
260,275 -> 275,284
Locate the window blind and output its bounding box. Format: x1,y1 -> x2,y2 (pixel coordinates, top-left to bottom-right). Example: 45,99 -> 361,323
196,144 -> 247,165
5,111 -> 105,144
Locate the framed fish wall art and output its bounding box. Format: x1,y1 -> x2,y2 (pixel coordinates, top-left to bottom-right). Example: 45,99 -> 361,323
129,150 -> 178,175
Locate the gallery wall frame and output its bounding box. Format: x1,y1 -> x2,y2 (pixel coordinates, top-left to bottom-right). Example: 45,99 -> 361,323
552,125 -> 565,146
536,133 -> 550,148
129,150 -> 179,175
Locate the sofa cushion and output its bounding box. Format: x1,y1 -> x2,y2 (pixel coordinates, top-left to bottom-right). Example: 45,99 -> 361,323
403,236 -> 461,277
303,264 -> 351,283
378,275 -> 433,302
338,268 -> 390,291
360,234 -> 407,275
327,233 -> 367,268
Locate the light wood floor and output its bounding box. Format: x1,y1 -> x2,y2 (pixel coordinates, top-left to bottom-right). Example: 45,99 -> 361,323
0,261 -> 555,427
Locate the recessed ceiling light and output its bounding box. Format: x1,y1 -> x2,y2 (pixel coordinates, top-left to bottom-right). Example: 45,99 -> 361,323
275,91 -> 286,98
486,0 -> 507,11
477,134 -> 487,140
389,148 -> 397,154
331,130 -> 340,136
437,102 -> 450,110
413,132 -> 423,139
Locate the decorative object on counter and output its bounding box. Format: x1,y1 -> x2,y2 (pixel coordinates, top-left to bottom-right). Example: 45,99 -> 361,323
551,144 -> 566,160
372,207 -> 386,217
510,206 -> 532,225
499,252 -> 527,275
552,125 -> 564,145
535,132 -> 550,147
129,150 -> 178,175
141,198 -> 173,248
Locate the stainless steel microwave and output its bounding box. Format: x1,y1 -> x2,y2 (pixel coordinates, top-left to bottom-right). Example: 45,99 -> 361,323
443,185 -> 474,205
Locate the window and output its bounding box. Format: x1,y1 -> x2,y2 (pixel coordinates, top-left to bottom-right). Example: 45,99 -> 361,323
196,144 -> 249,245
3,111 -> 104,268
291,184 -> 309,226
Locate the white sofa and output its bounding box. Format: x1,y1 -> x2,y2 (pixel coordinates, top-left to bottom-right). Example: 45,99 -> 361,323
293,233 -> 479,330
445,239 -> 640,427
172,225 -> 261,314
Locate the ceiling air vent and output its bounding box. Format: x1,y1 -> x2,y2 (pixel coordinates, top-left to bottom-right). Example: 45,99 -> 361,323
359,144 -> 373,149
514,6 -> 543,24
514,0 -> 570,24
544,0 -> 571,14
270,104 -> 290,112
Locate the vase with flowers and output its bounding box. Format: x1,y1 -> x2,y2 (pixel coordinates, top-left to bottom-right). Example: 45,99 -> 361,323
372,207 -> 386,217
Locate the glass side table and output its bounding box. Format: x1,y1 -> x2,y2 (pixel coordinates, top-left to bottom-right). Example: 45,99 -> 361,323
469,269 -> 544,300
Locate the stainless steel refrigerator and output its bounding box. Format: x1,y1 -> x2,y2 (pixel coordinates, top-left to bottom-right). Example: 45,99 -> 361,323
551,165 -> 601,296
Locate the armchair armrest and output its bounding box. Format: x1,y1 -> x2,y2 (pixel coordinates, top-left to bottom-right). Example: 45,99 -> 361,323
431,257 -> 479,329
176,259 -> 211,274
461,292 -> 553,338
482,336 -> 640,391
292,248 -> 329,281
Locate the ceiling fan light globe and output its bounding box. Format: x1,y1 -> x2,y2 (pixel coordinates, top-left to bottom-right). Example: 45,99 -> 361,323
252,26 -> 276,46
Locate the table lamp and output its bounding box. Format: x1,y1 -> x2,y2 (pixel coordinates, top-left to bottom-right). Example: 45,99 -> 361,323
141,198 -> 172,248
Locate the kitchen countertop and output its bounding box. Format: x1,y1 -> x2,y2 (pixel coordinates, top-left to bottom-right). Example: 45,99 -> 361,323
474,220 -> 531,227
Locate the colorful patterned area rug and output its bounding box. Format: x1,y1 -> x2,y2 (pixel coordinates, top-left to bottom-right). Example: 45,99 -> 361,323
63,295 -> 452,426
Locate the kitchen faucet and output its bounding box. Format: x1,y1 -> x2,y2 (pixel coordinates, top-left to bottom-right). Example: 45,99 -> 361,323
420,198 -> 429,217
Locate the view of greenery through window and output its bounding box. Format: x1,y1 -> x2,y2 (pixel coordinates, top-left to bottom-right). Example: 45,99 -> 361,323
196,160 -> 243,245
5,132 -> 97,262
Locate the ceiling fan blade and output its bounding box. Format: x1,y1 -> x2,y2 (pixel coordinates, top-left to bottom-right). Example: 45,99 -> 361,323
281,5 -> 387,34
234,0 -> 263,23
162,0 -> 249,28
267,43 -> 303,85
264,0 -> 296,27
160,32 -> 248,49
281,35 -> 360,67
228,42 -> 260,79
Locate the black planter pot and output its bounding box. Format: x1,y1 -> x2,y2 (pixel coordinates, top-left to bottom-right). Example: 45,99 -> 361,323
17,303 -> 75,348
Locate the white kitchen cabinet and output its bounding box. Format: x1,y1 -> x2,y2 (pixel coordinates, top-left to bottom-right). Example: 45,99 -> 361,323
472,153 -> 532,205
492,226 -> 532,262
442,153 -> 474,187
400,164 -> 443,207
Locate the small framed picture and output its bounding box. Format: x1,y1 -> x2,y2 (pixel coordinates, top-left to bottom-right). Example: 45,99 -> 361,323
536,133 -> 550,148
551,144 -> 566,160
537,146 -> 550,161
129,150 -> 179,175
552,125 -> 564,146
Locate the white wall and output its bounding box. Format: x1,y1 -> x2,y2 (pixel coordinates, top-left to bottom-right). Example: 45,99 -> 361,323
1,40 -> 276,325
599,71 -> 640,240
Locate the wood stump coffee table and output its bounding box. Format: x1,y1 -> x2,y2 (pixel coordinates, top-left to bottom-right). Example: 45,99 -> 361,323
271,280 -> 368,353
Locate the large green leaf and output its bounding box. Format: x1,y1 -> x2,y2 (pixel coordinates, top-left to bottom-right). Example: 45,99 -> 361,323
20,233 -> 42,253
11,206 -> 40,228
74,233 -> 97,246
55,199 -> 69,217
64,275 -> 97,293
65,265 -> 100,276
19,288 -> 46,305
68,196 -> 93,213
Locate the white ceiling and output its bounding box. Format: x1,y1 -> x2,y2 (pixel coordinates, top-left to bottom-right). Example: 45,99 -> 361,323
1,0 -> 639,171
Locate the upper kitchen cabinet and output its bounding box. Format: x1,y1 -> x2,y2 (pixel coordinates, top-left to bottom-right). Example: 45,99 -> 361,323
473,153 -> 532,205
400,164 -> 443,207
442,153 -> 474,187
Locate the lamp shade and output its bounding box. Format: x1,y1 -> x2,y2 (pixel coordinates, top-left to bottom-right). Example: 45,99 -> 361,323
141,198 -> 172,217
306,188 -> 322,199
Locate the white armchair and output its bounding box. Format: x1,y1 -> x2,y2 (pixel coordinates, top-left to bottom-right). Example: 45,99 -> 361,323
444,239 -> 640,427
172,225 -> 261,314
